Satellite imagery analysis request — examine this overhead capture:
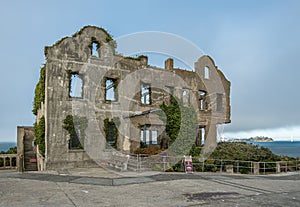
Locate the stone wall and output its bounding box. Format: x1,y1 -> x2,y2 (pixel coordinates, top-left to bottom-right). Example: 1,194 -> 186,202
41,26 -> 231,170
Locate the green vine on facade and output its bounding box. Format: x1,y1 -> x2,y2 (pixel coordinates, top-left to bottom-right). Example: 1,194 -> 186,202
158,96 -> 198,155
63,115 -> 88,150
32,66 -> 46,115
34,116 -> 45,156
159,97 -> 181,145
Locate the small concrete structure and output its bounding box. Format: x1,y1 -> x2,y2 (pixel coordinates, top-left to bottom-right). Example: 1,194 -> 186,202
225,165 -> 234,173
253,162 -> 260,175
17,126 -> 37,171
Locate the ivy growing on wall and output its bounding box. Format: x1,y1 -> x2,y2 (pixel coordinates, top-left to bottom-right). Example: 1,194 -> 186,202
32,66 -> 46,115
34,116 -> 45,156
63,115 -> 88,150
158,96 -> 198,155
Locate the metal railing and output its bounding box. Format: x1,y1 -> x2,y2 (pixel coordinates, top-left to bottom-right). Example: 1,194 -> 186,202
133,154 -> 300,175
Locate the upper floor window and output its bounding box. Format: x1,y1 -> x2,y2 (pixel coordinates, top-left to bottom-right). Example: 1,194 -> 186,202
69,73 -> 83,98
204,66 -> 210,79
216,93 -> 223,112
182,89 -> 189,105
198,90 -> 207,110
105,78 -> 117,101
91,41 -> 100,57
141,83 -> 151,105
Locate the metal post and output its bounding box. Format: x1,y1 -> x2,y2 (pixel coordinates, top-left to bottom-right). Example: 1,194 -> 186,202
137,154 -> 140,173
163,156 -> 166,172
264,162 -> 266,175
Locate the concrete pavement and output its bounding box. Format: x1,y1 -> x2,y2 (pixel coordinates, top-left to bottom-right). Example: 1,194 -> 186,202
0,169 -> 300,206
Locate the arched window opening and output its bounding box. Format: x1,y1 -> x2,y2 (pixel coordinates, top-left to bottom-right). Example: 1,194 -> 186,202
91,41 -> 100,57
204,66 -> 210,79
198,90 -> 207,110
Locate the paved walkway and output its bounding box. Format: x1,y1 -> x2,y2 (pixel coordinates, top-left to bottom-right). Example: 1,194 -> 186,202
1,168 -> 300,206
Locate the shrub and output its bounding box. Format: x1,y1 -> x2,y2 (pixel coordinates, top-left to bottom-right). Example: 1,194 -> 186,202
134,147 -> 163,155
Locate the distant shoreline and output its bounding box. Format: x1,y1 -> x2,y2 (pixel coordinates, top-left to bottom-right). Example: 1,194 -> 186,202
0,142 -> 17,152
228,137 -> 274,143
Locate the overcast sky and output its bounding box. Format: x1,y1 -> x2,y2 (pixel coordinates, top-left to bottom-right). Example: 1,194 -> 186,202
0,0 -> 299,142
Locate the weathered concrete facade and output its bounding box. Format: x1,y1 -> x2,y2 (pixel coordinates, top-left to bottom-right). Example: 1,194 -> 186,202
38,26 -> 230,170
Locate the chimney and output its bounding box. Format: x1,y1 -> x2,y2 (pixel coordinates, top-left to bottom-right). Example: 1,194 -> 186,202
165,58 -> 173,71
139,55 -> 148,66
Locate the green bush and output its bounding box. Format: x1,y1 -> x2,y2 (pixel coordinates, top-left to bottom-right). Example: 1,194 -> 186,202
209,142 -> 283,162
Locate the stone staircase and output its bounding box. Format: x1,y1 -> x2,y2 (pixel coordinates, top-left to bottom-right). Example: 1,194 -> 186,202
24,133 -> 38,171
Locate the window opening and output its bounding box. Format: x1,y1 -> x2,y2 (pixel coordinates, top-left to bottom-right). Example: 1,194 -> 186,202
63,115 -> 87,150
198,90 -> 207,110
152,131 -> 158,144
69,73 -> 83,98
140,127 -> 159,146
145,130 -> 150,144
204,66 -> 210,79
140,130 -> 144,142
182,89 -> 189,105
216,93 -> 223,112
104,118 -> 118,148
196,127 -> 205,146
91,41 -> 100,57
105,78 -> 117,101
141,83 -> 151,104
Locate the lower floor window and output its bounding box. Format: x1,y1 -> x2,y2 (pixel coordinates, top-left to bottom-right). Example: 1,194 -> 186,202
140,128 -> 158,145
152,131 -> 158,144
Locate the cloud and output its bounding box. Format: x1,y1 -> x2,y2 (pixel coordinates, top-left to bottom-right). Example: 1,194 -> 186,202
223,125 -> 300,141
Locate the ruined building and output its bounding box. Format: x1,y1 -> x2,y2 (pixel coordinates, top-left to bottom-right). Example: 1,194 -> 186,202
17,26 -> 231,171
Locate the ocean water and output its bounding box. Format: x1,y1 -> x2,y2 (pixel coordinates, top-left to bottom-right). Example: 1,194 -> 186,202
1,141 -> 299,158
250,141 -> 300,158
0,142 -> 16,152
